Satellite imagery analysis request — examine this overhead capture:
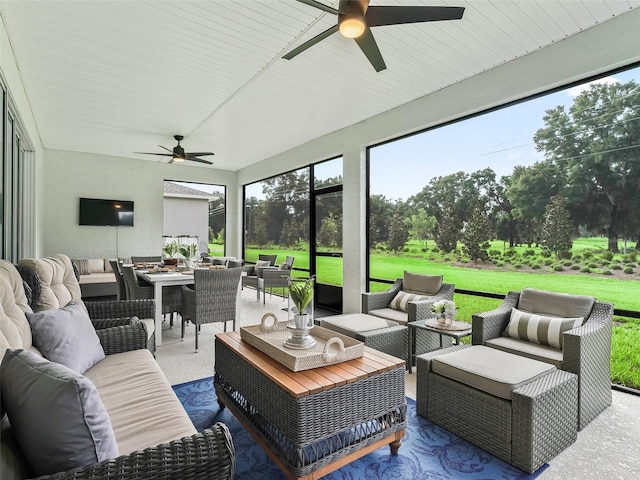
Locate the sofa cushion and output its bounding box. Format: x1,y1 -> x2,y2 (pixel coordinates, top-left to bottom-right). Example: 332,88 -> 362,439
0,349 -> 118,477
26,302 -> 105,373
518,288 -> 594,320
389,290 -> 430,312
84,349 -> 196,455
432,345 -> 556,400
87,259 -> 106,274
74,259 -> 92,275
0,261 -> 36,356
19,255 -> 85,312
78,272 -> 117,285
368,308 -> 408,325
403,271 -> 443,295
504,307 -> 582,350
485,336 -> 564,369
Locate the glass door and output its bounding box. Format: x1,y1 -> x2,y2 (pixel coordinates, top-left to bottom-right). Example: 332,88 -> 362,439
311,159 -> 343,312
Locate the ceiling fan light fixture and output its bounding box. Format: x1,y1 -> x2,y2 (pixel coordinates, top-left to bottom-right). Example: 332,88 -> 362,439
172,155 -> 185,163
339,15 -> 366,38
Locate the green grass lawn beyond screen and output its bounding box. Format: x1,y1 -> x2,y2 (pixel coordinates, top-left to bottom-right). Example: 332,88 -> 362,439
238,242 -> 639,388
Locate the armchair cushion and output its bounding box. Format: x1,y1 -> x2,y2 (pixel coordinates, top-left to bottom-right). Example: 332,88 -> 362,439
503,307 -> 583,350
19,255 -> 85,312
255,260 -> 271,269
518,287 -> 594,320
389,290 -> 430,312
26,302 -> 105,373
368,308 -> 408,324
485,336 -> 564,368
1,349 -> 118,477
403,271 -> 443,295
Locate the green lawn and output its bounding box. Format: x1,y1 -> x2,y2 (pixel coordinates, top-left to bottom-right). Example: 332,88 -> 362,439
241,242 -> 640,388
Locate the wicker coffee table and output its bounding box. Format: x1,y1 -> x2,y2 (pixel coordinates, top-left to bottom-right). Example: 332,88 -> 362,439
214,331 -> 406,480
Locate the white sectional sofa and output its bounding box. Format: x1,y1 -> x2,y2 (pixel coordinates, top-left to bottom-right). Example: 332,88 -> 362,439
71,258 -> 119,298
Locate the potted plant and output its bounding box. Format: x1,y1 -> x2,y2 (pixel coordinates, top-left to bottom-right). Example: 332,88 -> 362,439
288,276 -> 315,329
431,299 -> 456,325
162,240 -> 179,266
178,243 -> 199,269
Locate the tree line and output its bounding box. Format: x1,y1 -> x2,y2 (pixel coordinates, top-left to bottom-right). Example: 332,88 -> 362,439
245,80 -> 640,255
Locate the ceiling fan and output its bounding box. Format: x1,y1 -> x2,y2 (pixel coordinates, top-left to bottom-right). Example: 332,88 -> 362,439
283,0 -> 465,72
135,135 -> 214,165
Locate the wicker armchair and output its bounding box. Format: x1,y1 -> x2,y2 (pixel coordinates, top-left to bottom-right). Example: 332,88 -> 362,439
362,275 -> 455,325
181,268 -> 242,351
472,289 -> 613,430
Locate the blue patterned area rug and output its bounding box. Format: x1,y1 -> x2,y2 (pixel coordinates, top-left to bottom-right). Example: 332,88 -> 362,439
173,377 -> 548,480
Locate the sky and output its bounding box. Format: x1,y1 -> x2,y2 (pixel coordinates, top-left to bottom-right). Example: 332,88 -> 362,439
369,66 -> 639,201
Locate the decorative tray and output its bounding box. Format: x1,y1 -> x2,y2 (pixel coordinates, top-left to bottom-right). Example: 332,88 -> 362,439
425,318 -> 472,331
240,313 -> 364,372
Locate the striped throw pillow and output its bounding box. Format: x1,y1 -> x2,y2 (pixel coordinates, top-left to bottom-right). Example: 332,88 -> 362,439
73,259 -> 91,275
389,290 -> 429,312
503,308 -> 583,349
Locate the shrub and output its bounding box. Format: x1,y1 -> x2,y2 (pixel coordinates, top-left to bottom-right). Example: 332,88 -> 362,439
540,250 -> 552,258
513,264 -> 522,269
503,249 -> 516,257
563,261 -> 573,267
531,264 -> 541,269
557,250 -> 572,260
603,270 -> 613,275
553,265 -> 564,271
624,267 -> 634,274
488,249 -> 501,257
544,259 -> 553,266
581,267 -> 592,273
522,249 -> 536,257
589,263 -> 598,269
431,247 -> 440,253
496,262 -> 504,267
443,256 -> 451,262
582,251 -> 593,259
628,251 -> 638,262
622,258 -> 632,264
600,251 -> 614,261
571,265 -> 581,270
572,254 -> 582,261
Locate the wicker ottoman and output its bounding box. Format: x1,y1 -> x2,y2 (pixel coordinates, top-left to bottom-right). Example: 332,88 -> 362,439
416,345 -> 578,473
320,313 -> 408,362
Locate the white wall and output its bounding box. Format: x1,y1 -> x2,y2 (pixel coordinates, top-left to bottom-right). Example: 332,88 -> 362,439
42,149 -> 238,259
236,9 -> 640,312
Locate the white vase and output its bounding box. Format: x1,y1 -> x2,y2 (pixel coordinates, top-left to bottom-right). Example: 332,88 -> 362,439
436,313 -> 446,324
185,259 -> 193,269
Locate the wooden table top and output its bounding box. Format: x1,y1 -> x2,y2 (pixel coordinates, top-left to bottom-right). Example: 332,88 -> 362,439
216,331 -> 405,399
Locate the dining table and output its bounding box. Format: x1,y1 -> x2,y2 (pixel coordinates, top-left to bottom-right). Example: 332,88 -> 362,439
135,269 -> 194,345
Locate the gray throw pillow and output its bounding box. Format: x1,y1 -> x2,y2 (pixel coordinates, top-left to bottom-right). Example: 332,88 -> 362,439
0,350 -> 119,477
26,302 -> 105,374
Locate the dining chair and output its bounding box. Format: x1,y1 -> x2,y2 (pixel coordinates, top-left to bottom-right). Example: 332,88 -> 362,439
180,267 -> 242,352
131,255 -> 162,264
109,260 -> 127,301
121,266 -> 181,326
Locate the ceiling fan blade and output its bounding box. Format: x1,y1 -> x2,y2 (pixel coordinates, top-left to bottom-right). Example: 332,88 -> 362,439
159,145 -> 173,153
366,6 -> 465,27
354,27 -> 386,72
185,152 -> 215,157
187,157 -> 213,165
295,0 -> 341,15
134,152 -> 172,156
283,25 -> 339,60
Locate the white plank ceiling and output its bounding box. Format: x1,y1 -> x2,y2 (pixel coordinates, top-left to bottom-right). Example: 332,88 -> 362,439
1,0 -> 639,171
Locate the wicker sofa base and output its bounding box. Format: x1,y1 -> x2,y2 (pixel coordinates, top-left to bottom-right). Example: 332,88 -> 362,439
214,340 -> 407,479
416,345 -> 578,473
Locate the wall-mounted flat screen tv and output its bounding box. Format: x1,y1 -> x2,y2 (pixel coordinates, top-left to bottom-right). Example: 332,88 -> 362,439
79,197 -> 134,227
